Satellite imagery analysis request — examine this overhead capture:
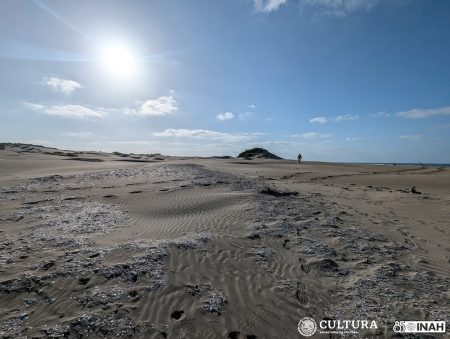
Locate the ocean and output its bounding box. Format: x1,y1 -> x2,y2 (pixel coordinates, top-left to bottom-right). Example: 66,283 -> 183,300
367,163 -> 450,168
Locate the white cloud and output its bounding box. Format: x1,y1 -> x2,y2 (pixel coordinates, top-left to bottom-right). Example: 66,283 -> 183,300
25,102 -> 106,119
43,77 -> 82,94
396,106 -> 450,119
254,0 -> 409,16
25,94 -> 177,120
309,116 -> 328,124
239,111 -> 256,120
399,135 -> 422,142
371,111 -> 391,117
216,112 -> 235,121
248,104 -> 257,109
335,114 -> 359,122
300,0 -> 382,16
63,131 -> 92,137
140,96 -> 178,116
309,114 -> 359,123
126,96 -> 178,117
153,129 -> 261,142
292,132 -> 332,139
108,140 -> 158,145
346,137 -> 361,142
249,140 -> 303,147
254,0 -> 288,12
24,102 -> 46,111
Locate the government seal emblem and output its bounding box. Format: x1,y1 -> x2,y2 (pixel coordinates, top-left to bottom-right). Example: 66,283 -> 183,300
298,317 -> 317,337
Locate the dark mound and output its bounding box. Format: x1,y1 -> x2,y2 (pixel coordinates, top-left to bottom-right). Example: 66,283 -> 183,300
210,156 -> 232,159
65,157 -> 104,162
237,148 -> 282,160
115,159 -> 156,163
259,187 -> 298,197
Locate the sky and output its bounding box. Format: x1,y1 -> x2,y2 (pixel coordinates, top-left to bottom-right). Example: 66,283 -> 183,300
1,0 -> 449,163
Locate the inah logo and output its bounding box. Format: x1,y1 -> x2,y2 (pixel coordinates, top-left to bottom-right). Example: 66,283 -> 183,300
393,321 -> 446,333
298,317 -> 317,337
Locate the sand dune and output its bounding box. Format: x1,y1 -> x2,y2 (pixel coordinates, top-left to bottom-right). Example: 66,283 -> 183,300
0,145 -> 449,337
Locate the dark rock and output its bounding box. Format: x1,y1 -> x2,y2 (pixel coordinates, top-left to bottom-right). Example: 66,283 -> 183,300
78,277 -> 90,285
300,264 -> 310,273
170,310 -> 184,320
301,258 -> 341,275
228,331 -> 240,339
190,285 -> 201,296
411,186 -> 422,194
25,298 -> 37,305
41,261 -> 55,270
10,215 -> 24,222
259,187 -> 298,197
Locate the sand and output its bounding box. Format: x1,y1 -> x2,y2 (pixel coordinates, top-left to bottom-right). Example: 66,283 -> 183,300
0,144 -> 449,338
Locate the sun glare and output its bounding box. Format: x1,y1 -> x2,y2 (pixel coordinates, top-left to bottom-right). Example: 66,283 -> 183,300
100,42 -> 137,77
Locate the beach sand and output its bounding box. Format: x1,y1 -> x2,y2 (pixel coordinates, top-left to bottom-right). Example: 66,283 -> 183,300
0,144 -> 449,337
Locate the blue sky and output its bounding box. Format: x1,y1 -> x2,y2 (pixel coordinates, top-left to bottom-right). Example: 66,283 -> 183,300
1,0 -> 449,162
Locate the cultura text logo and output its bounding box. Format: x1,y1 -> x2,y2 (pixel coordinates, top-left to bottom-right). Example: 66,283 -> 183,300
298,317 -> 378,336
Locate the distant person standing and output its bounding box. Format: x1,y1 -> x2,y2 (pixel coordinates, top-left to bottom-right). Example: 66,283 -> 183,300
297,153 -> 302,164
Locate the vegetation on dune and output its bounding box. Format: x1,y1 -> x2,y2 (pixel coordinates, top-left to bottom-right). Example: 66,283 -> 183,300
237,147 -> 282,160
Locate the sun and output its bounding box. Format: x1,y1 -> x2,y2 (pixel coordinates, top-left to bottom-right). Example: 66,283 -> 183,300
100,42 -> 137,77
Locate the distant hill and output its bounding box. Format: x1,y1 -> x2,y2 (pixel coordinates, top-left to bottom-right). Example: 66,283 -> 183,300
0,142 -> 168,162
0,142 -> 55,152
237,148 -> 282,160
